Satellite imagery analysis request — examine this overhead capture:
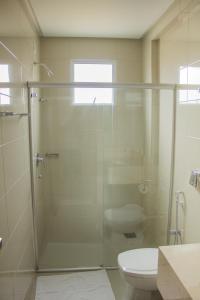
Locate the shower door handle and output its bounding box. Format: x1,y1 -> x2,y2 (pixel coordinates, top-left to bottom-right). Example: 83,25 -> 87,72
35,153 -> 46,167
45,153 -> 59,158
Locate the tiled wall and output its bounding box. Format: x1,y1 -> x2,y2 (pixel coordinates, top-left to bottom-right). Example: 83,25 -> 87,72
0,1 -> 40,299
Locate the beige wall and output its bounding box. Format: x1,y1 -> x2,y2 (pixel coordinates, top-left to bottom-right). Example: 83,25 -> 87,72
40,37 -> 142,83
0,0 -> 40,299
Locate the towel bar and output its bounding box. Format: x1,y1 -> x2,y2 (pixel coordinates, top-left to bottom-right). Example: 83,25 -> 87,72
0,112 -> 29,117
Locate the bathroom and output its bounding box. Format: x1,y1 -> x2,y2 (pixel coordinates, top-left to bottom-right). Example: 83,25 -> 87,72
0,0 -> 200,299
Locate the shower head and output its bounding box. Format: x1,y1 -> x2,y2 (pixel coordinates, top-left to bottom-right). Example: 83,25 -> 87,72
33,62 -> 54,77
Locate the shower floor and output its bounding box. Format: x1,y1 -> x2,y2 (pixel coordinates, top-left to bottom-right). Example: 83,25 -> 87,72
38,231 -> 152,269
39,242 -> 103,269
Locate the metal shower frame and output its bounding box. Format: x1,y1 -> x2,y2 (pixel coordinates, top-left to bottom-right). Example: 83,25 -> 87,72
19,81 -> 200,272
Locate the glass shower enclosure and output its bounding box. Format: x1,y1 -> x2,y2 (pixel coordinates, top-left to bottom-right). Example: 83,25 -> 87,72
29,82 -> 175,270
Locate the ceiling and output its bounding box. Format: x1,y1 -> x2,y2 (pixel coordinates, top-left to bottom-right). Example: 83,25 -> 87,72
29,0 -> 174,39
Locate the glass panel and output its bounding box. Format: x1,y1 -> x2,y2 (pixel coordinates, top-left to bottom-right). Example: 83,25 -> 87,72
102,88 -> 174,266
36,87 -> 105,268
31,86 -> 174,269
74,87 -> 113,104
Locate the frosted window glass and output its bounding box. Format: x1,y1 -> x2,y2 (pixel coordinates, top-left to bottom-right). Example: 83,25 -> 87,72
73,63 -> 113,104
179,66 -> 200,103
0,64 -> 10,105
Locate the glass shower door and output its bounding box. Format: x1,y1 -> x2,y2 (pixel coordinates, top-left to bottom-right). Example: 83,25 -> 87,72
33,87 -> 105,269
31,85 -> 174,270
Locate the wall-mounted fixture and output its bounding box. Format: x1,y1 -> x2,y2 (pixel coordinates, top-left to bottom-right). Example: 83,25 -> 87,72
35,153 -> 46,169
31,92 -> 38,98
189,169 -> 200,191
45,153 -> 59,158
33,62 -> 54,77
138,179 -> 152,194
0,111 -> 29,117
39,97 -> 48,103
169,191 -> 185,245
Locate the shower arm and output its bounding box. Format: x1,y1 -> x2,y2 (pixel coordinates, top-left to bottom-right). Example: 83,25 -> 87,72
33,62 -> 54,77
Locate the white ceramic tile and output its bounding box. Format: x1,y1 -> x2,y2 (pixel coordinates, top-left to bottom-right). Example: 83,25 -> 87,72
3,137 -> 28,190
6,175 -> 28,234
36,270 -> 115,300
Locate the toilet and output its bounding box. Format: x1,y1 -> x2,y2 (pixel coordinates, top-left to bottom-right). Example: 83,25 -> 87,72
118,248 -> 158,300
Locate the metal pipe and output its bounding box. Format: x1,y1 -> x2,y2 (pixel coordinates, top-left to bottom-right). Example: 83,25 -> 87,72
0,81 -> 199,91
45,153 -> 59,158
27,82 -> 175,89
27,81 -> 200,90
167,86 -> 177,245
0,81 -> 199,90
27,84 -> 39,270
0,82 -> 26,88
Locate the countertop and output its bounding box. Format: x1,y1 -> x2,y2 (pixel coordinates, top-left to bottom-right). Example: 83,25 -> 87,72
159,243 -> 200,300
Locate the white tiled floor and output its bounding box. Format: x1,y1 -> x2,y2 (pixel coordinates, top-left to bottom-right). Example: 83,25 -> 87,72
36,269 -> 163,300
35,270 -> 116,300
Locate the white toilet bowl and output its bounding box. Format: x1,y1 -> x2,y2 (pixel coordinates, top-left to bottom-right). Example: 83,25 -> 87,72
118,248 -> 158,300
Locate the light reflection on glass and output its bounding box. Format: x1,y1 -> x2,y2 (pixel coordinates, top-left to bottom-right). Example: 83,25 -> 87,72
179,65 -> 200,103
0,64 -> 10,105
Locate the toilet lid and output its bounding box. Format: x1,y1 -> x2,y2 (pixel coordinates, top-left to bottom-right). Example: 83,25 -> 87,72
118,248 -> 158,276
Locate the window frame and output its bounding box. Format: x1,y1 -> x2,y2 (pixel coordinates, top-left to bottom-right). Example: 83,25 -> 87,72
70,59 -> 116,105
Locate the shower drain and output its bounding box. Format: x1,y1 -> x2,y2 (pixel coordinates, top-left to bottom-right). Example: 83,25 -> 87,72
124,232 -> 136,239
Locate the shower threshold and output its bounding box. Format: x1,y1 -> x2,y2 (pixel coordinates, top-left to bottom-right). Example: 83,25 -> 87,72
37,266 -> 118,273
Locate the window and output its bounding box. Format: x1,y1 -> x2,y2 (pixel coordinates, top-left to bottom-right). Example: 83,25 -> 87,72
0,64 -> 10,105
179,65 -> 200,103
72,61 -> 114,104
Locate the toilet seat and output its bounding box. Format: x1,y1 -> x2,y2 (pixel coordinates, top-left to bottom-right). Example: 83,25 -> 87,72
118,248 -> 158,278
